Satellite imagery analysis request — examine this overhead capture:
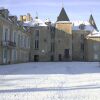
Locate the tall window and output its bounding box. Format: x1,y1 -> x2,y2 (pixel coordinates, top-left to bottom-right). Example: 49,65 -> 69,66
64,49 -> 69,59
4,29 -> 8,41
81,34 -> 84,51
51,42 -> 55,52
35,30 -> 39,49
3,48 -> 7,59
81,43 -> 84,51
35,30 -> 39,38
35,40 -> 39,49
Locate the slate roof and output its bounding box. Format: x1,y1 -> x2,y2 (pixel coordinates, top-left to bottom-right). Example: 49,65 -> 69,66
57,7 -> 70,21
89,14 -> 98,31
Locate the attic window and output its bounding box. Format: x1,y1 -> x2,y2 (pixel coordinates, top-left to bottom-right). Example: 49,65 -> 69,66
79,24 -> 85,30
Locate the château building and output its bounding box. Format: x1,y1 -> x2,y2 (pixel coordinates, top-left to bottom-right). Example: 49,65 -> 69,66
0,7 -> 100,64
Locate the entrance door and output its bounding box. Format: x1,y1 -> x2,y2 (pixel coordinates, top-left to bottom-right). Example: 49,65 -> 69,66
51,55 -> 54,61
34,55 -> 39,62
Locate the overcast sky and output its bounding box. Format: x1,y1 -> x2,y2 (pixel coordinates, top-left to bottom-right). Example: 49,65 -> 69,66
0,0 -> 100,30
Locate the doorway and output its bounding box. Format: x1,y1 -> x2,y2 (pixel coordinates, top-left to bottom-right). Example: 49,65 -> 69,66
34,55 -> 39,62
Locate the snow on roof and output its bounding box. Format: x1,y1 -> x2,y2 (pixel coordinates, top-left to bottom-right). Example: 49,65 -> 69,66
0,7 -> 5,10
56,21 -> 71,24
87,30 -> 100,37
45,18 -> 51,23
23,18 -> 47,27
72,20 -> 94,31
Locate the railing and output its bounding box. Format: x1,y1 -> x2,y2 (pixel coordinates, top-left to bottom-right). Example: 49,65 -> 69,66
1,41 -> 16,47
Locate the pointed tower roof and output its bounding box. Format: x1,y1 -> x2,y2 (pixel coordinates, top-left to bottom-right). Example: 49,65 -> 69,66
89,14 -> 98,31
57,7 -> 70,21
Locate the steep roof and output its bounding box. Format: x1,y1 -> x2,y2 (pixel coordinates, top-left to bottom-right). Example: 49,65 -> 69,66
89,14 -> 98,31
72,21 -> 94,31
57,7 -> 70,21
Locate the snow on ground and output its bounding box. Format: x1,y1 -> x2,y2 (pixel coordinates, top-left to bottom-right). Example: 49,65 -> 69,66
0,62 -> 100,100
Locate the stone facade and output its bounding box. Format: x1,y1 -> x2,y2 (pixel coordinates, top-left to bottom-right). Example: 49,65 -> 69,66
0,7 -> 100,64
0,8 -> 30,64
85,32 -> 100,61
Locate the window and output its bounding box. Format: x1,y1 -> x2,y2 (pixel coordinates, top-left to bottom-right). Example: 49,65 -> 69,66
12,49 -> 17,62
28,37 -> 30,48
81,34 -> 84,39
58,54 -> 62,61
50,27 -> 55,32
4,29 -> 8,41
35,30 -> 39,38
3,48 -> 7,59
81,43 -> 84,51
94,54 -> 98,60
35,40 -> 39,49
13,32 -> 16,43
79,24 -> 85,30
34,30 -> 39,49
93,43 -> 99,51
51,42 -> 55,52
51,55 -> 54,61
18,34 -> 20,47
64,49 -> 69,59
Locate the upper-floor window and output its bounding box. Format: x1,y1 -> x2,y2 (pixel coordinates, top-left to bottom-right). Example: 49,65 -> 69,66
51,42 -> 55,52
12,32 -> 17,44
35,40 -> 39,49
4,28 -> 9,41
50,27 -> 55,33
79,24 -> 85,30
81,43 -> 84,51
35,30 -> 39,38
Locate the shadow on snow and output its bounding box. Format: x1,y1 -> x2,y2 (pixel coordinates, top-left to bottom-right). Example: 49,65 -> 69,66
0,62 -> 100,75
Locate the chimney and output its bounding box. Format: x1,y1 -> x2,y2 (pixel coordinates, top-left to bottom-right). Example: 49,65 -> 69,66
0,8 -> 9,19
20,15 -> 23,22
27,13 -> 31,21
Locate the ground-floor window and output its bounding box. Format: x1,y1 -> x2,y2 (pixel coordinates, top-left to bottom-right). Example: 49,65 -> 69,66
94,54 -> 98,60
3,48 -> 7,59
3,48 -> 10,64
64,49 -> 69,59
58,54 -> 62,61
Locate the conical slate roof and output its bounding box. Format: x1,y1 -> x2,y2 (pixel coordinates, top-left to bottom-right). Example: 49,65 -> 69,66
57,7 -> 70,21
89,14 -> 98,31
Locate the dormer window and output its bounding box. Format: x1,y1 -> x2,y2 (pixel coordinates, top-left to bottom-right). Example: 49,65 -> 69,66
79,24 -> 85,30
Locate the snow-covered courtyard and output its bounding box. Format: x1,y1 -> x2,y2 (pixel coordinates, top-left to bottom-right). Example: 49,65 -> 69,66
0,62 -> 100,100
